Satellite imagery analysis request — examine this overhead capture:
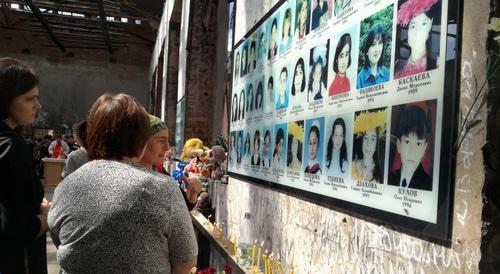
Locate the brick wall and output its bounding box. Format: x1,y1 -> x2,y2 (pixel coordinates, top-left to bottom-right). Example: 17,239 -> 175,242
183,0 -> 218,145
166,23 -> 181,145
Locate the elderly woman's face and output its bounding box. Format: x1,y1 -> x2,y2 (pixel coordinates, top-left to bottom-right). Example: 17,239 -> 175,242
408,13 -> 432,50
142,129 -> 170,166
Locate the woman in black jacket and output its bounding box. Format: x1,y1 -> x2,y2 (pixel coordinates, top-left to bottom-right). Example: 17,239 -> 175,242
0,57 -> 49,274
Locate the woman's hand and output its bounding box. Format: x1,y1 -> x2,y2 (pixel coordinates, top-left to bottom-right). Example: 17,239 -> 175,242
185,176 -> 203,204
40,197 -> 50,216
186,176 -> 203,195
36,198 -> 50,237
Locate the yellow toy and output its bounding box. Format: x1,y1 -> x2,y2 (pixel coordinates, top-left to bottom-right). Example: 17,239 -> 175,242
180,138 -> 209,162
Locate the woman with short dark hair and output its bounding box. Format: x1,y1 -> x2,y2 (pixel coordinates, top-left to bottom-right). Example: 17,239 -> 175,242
48,93 -> 198,273
0,57 -> 48,274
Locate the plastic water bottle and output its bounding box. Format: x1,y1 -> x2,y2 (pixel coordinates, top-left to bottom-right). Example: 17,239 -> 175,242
237,212 -> 253,268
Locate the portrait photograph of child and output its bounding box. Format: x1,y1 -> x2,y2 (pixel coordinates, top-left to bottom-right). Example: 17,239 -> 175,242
388,100 -> 437,191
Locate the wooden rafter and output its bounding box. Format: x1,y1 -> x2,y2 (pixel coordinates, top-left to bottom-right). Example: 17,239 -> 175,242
24,0 -> 65,52
96,0 -> 112,54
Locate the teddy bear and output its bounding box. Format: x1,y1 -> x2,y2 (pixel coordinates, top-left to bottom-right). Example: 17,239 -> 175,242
180,138 -> 209,162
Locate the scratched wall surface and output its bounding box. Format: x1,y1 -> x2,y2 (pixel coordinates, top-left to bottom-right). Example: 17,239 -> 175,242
213,0 -> 490,273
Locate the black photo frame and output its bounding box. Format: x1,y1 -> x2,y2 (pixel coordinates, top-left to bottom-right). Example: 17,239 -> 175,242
228,0 -> 463,244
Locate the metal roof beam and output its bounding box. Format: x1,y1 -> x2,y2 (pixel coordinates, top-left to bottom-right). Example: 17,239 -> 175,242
96,0 -> 112,54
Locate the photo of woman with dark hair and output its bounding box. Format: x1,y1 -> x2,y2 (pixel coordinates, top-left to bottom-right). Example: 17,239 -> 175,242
255,81 -> 264,111
287,121 -> 304,171
329,33 -> 352,95
251,130 -> 262,166
311,0 -> 330,31
231,93 -> 238,122
394,0 -> 441,78
304,118 -> 324,174
230,132 -> 237,164
249,39 -> 257,72
234,51 -> 240,79
265,76 -> 275,113
241,44 -> 248,77
356,6 -> 393,89
238,89 -> 245,120
388,100 -> 436,190
352,108 -> 388,183
308,41 -> 329,102
244,132 -> 252,164
273,127 -> 286,168
295,0 -> 310,41
246,84 -> 254,114
280,8 -> 293,53
258,30 -> 267,66
292,57 -> 306,96
236,131 -> 243,164
262,129 -> 272,167
268,18 -> 279,59
325,117 -> 349,176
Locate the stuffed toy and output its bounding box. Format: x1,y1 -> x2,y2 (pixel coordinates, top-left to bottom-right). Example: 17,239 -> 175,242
205,145 -> 226,179
180,138 -> 209,162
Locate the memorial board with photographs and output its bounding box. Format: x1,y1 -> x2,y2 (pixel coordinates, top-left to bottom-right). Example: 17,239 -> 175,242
229,0 -> 461,242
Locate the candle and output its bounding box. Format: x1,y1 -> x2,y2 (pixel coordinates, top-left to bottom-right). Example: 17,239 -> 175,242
225,234 -> 231,249
269,253 -> 274,274
277,254 -> 282,274
218,223 -> 224,241
263,254 -> 267,274
256,241 -> 264,272
213,222 -> 218,235
264,250 -> 268,274
233,236 -> 238,257
251,240 -> 257,268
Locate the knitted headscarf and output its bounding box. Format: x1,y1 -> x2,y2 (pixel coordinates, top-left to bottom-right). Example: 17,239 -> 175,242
149,115 -> 167,135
